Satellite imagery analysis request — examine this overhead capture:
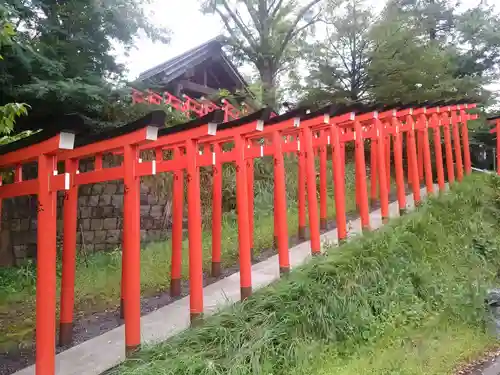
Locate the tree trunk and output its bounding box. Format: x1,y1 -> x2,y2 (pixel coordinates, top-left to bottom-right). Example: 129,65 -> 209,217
428,0 -> 437,40
258,61 -> 277,109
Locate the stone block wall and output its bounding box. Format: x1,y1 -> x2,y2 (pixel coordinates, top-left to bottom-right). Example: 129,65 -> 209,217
0,178 -> 173,266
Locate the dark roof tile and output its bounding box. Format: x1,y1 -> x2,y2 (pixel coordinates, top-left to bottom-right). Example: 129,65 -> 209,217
137,37 -> 248,90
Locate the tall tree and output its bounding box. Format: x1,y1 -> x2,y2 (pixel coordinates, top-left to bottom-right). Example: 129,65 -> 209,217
0,0 -> 169,125
366,0 -> 500,105
385,0 -> 500,102
367,9 -> 484,104
0,6 -> 28,133
389,0 -> 456,41
302,0 -> 373,105
201,0 -> 324,108
452,3 -> 500,81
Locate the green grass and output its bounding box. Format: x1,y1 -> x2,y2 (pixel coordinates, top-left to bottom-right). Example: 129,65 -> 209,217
0,160 -> 360,351
304,314 -> 495,375
111,173 -> 500,375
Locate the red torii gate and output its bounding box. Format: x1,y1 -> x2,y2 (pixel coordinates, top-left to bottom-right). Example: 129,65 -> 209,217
56,110 -> 225,352
0,128 -> 77,375
133,105 -> 354,312
242,104 -> 389,247
293,103 -> 409,240
311,101 -> 476,243
0,111 -> 182,374
71,108 -> 286,328
236,100 -> 475,255
55,111 -> 174,348
292,103 -> 401,242
134,110 -> 270,318
488,114 -> 500,175
0,98 -> 479,375
366,101 -> 475,208
136,108 -> 324,305
411,103 -> 475,184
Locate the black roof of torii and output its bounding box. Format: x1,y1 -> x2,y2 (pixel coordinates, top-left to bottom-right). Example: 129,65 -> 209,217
137,36 -> 249,90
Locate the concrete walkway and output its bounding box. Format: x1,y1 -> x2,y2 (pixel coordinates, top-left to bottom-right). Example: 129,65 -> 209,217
14,186 -> 435,375
482,359 -> 500,375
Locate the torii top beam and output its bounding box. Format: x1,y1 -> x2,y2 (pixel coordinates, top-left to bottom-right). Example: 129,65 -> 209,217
0,113 -> 89,168
57,111 -> 168,161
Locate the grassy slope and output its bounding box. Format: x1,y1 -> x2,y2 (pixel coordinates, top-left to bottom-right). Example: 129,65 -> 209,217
113,173 -> 500,375
0,161 -> 359,351
304,316 -> 495,375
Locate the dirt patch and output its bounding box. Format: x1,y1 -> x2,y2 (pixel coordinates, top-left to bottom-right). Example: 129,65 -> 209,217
0,191 -> 401,375
455,348 -> 500,375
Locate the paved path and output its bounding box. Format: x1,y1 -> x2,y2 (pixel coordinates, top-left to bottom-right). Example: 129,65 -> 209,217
482,359 -> 500,375
14,186 -> 435,375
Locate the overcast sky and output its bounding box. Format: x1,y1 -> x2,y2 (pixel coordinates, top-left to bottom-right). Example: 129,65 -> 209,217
118,0 -> 489,80
117,0 -> 221,79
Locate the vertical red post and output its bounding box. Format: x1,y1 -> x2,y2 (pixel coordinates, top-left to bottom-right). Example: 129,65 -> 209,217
340,142 -> 346,179
385,133 -> 391,190
331,125 -> 347,243
354,121 -> 370,230
273,185 -> 278,250
120,249 -> 126,319
119,142 -> 128,316
443,118 -> 455,185
171,147 -> 184,295
297,149 -> 306,240
370,138 -> 378,206
407,133 -> 412,184
432,117 -> 445,192
273,131 -> 290,274
35,153 -> 57,375
421,120 -> 434,195
460,110 -> 472,175
375,120 -> 389,223
211,144 -> 222,277
273,133 -> 278,249
302,126 -> 321,254
246,145 -> 255,257
95,153 -> 103,170
452,112 -> 464,182
417,130 -> 424,182
392,121 -> 406,215
120,152 -> 133,319
234,135 -> 252,299
319,132 -> 328,230
186,138 -> 204,322
59,158 -> 78,346
123,143 -> 141,356
407,118 -> 421,205
14,164 -> 22,182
